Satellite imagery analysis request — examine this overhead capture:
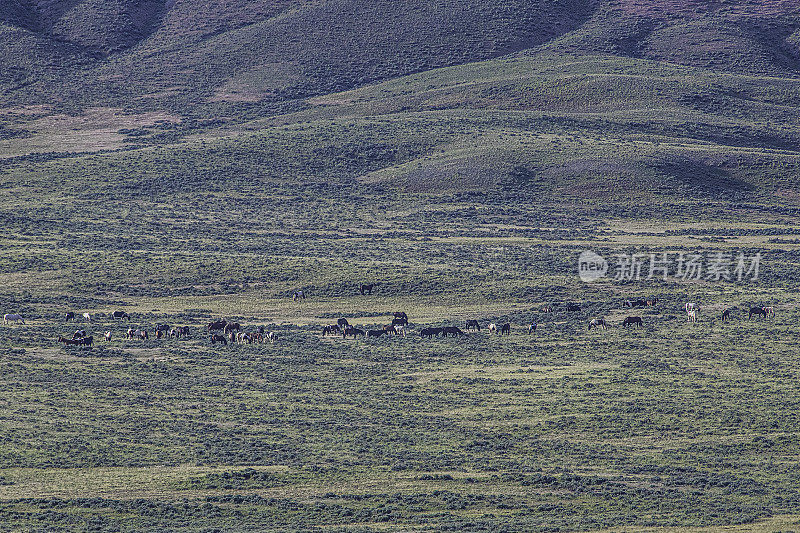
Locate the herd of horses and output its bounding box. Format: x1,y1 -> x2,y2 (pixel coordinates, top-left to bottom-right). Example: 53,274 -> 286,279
3,298 -> 782,350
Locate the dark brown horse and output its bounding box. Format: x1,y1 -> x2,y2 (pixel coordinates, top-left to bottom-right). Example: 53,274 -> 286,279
465,320 -> 481,331
359,284 -> 374,295
500,323 -> 511,335
322,325 -> 340,337
210,334 -> 227,345
622,316 -> 643,328
208,319 -> 227,332
749,306 -> 767,319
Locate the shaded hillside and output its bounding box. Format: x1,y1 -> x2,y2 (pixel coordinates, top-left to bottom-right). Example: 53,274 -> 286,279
4,0 -> 800,114
2,0 -> 597,110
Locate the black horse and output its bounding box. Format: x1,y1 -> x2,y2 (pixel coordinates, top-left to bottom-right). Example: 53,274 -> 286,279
622,316 -> 643,328
337,318 -> 350,329
155,324 -> 171,333
721,309 -> 732,322
210,334 -> 227,345
749,306 -> 767,319
359,284 -> 374,295
626,299 -> 647,308
392,317 -> 407,327
112,311 -> 130,320
420,327 -> 442,339
465,319 -> 481,331
393,311 -> 408,321
442,326 -> 465,337
65,312 -> 75,321
500,323 -> 511,335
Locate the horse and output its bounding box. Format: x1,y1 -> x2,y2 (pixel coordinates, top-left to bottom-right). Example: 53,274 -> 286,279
79,336 -> 93,347
156,330 -> 164,339
393,325 -> 406,337
72,330 -> 86,339
528,323 -> 537,334
685,303 -> 697,313
208,319 -> 227,332
337,318 -> 350,329
65,312 -> 75,321
541,306 -> 553,313
500,323 -> 511,335
764,306 -> 775,318
749,306 -> 768,319
292,290 -> 306,301
721,309 -> 732,322
383,324 -> 397,334
343,327 -> 365,338
367,330 -> 386,338
442,326 -> 465,337
392,317 -> 407,327
359,284 -> 374,295
322,325 -> 340,337
104,331 -> 112,342
224,322 -> 241,334
420,327 -> 442,339
266,332 -> 275,343
139,330 -> 149,340
588,318 -> 607,330
393,312 -> 408,321
687,309 -> 697,323
566,303 -> 581,312
622,316 -> 643,328
646,298 -> 658,307
58,336 -> 81,345
82,312 -> 92,322
487,323 -> 497,334
3,314 -> 24,324
210,334 -> 227,345
176,326 -> 190,338
465,319 -> 481,332
111,311 -> 130,320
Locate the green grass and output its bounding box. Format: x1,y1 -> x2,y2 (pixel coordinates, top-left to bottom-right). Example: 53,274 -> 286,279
3,13 -> 800,531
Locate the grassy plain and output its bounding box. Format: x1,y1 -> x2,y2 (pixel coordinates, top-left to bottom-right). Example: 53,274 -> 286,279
2,50 -> 800,530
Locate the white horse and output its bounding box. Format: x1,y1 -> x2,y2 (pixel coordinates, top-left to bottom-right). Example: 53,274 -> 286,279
266,332 -> 275,343
393,325 -> 406,337
687,309 -> 697,322
588,318 -> 607,330
487,323 -> 497,334
3,314 -> 24,324
764,306 -> 775,318
83,312 -> 92,322
104,331 -> 112,342
685,302 -> 697,312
